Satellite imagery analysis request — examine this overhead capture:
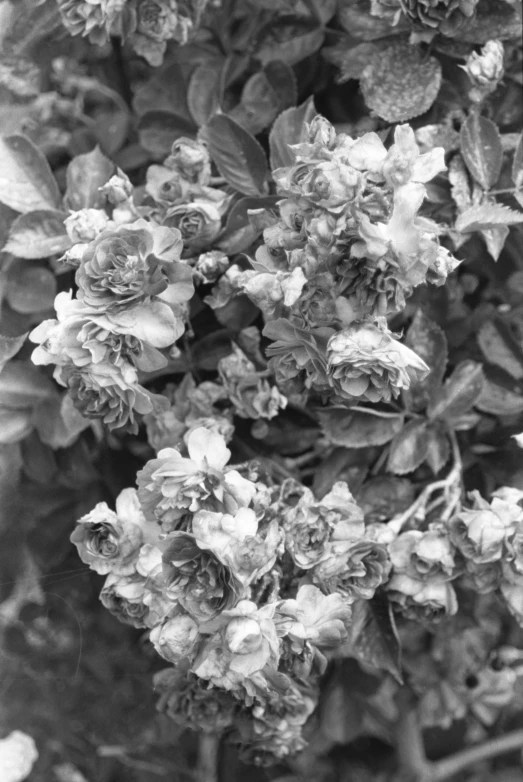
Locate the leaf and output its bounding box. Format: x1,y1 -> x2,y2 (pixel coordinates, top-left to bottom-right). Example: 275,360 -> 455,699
191,330 -> 232,370
337,1 -> 409,39
387,420 -> 429,475
477,319 -> 523,380
0,407 -> 34,443
425,424 -> 451,475
255,22 -> 325,66
427,361 -> 485,421
269,96 -> 317,170
138,111 -> 197,159
403,309 -> 448,412
323,40 -> 380,83
6,261 -> 56,314
361,40 -> 442,123
356,476 -> 415,523
460,114 -> 503,191
4,210 -> 70,258
455,202 -> 523,232
338,596 -> 403,683
217,195 -> 280,254
0,134 -> 60,213
64,146 -> 115,211
460,0 -> 522,43
0,360 -> 55,410
480,225 -> 510,261
187,62 -> 223,126
512,132 -> 523,189
205,114 -> 268,196
476,366 -> 523,416
318,407 -> 404,448
33,394 -> 90,449
264,61 -> 297,111
229,71 -> 282,136
132,61 -> 193,120
213,295 -> 260,332
0,330 -> 27,373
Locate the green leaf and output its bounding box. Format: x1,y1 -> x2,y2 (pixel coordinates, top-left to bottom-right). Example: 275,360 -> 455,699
0,134 -> 60,213
4,209 -> 70,258
213,295 -> 260,332
187,62 -> 223,127
0,407 -> 34,444
269,96 -> 317,170
205,114 -> 268,196
217,195 -> 280,254
387,420 -> 429,475
0,330 -> 28,373
339,596 -> 403,683
5,261 -> 56,313
255,21 -> 325,66
0,360 -> 55,410
337,1 -> 409,39
360,40 -> 442,123
427,361 -> 485,421
455,202 -> 523,232
138,111 -> 197,160
33,394 -> 90,449
477,319 -> 523,380
460,114 -> 503,191
403,309 -> 448,412
480,225 -> 510,261
264,60 -> 298,111
323,40 -> 380,83
476,366 -> 523,416
318,407 -> 404,448
356,476 -> 415,523
512,132 -> 523,188
132,61 -> 193,120
229,71 -> 282,136
64,147 -> 115,211
425,424 -> 450,475
191,330 -> 232,370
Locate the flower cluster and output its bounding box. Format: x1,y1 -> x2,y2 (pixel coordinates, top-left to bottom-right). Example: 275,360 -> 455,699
57,0 -> 212,65
225,117 -> 459,403
30,175 -> 194,433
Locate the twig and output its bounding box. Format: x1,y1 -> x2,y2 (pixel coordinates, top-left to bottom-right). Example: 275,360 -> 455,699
431,728 -> 523,781
395,688 -> 432,782
197,733 -> 220,782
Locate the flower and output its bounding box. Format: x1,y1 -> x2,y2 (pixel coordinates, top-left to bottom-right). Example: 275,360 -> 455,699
327,321 -> 429,403
58,360 -> 157,434
150,613 -> 200,662
75,218 -> 190,310
387,573 -> 458,622
163,201 -> 222,254
399,0 -> 479,37
136,427 -> 256,529
276,585 -> 351,650
65,208 -> 110,243
217,346 -> 287,420
192,507 -> 281,585
389,528 -> 456,581
449,491 -> 516,564
57,0 -> 126,45
263,318 -> 334,396
130,0 -> 208,64
160,531 -> 245,620
462,39 -> 504,101
166,137 -> 211,185
196,250 -> 229,283
100,572 -> 150,628
193,601 -> 281,691
71,488 -> 155,575
154,664 -> 238,732
382,124 -> 446,190
0,731 -> 38,782
313,538 -> 391,601
100,170 -> 134,205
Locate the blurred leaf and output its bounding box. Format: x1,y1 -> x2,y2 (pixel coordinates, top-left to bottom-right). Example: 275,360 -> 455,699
477,319 -> 523,380
455,202 -> 523,232
0,134 -> 60,213
264,60 -> 297,111
138,111 -> 197,159
0,546 -> 43,623
361,40 -> 442,123
387,420 -> 429,475
205,114 -> 268,196
323,40 -> 380,83
427,361 -> 485,421
460,114 -> 503,191
255,20 -> 325,66
0,330 -> 28,373
213,294 -> 260,332
229,71 -> 281,135
192,329 -> 232,370
339,596 -> 403,683
33,394 -> 90,449
318,407 -> 404,448
6,261 -> 56,313
337,0 -> 408,39
476,367 -> 523,416
460,0 -> 522,43
0,360 -> 55,409
0,407 -> 34,443
403,309 -> 448,412
187,62 -> 223,126
217,195 -> 280,254
64,147 -> 115,211
512,132 -> 523,198
269,96 -> 317,170
132,61 -> 193,120
356,476 -> 415,523
4,209 -> 70,258
425,424 -> 451,475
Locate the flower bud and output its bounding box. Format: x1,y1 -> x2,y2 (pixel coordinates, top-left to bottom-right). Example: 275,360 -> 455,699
462,40 -> 504,99
150,614 -> 200,663
100,170 -> 134,204
225,617 -> 263,654
65,208 -> 110,243
307,116 -> 336,148
166,137 -> 211,185
196,250 -> 229,283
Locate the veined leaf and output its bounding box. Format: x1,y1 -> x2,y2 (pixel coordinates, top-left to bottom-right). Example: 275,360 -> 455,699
456,202 -> 523,232
403,309 -> 448,412
64,147 -> 115,211
387,420 -> 429,475
318,407 -> 404,448
4,210 -> 70,258
205,114 -> 268,196
460,113 -> 503,191
269,96 -> 317,170
428,361 -> 485,421
0,134 -> 60,213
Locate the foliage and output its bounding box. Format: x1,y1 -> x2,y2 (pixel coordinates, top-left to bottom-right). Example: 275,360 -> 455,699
0,0 -> 522,781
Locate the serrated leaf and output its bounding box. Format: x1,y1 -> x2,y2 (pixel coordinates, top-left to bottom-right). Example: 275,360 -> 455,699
425,424 -> 450,475
387,420 -> 429,475
138,111 -> 197,159
64,147 -> 115,211
338,596 -> 403,683
0,330 -> 28,373
460,114 -> 503,191
480,225 -> 510,261
205,114 -> 268,196
477,319 -> 523,380
455,202 -> 523,232
4,209 -> 70,258
0,134 -> 60,213
403,309 -> 448,412
6,261 -> 56,313
269,96 -> 317,170
427,361 -> 485,421
318,407 -> 404,448
361,40 -> 442,123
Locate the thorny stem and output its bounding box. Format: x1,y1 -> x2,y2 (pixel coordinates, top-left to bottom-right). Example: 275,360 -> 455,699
197,733 -> 220,782
388,431 -> 462,535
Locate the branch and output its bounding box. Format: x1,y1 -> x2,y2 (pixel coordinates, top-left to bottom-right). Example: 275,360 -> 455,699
197,733 -> 220,782
431,728 -> 523,781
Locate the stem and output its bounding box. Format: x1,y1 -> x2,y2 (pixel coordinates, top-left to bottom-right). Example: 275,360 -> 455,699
197,733 -> 219,782
431,728 -> 523,781
488,187 -> 520,195
395,689 -> 431,781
